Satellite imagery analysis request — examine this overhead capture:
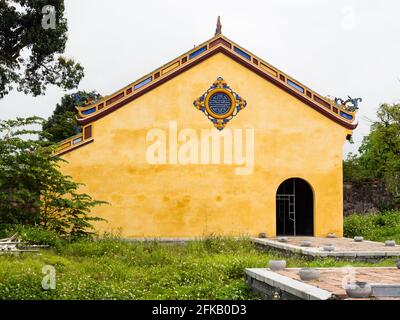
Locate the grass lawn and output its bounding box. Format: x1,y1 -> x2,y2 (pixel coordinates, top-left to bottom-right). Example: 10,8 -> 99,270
0,236 -> 398,300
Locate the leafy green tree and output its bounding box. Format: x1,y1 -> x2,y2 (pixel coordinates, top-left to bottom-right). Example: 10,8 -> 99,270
0,117 -> 106,237
344,103 -> 400,197
0,0 -> 84,98
42,90 -> 101,142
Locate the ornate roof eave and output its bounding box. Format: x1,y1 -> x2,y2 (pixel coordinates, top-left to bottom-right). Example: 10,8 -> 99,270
75,34 -> 358,130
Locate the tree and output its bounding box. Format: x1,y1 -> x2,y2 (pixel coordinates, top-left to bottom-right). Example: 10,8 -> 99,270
344,103 -> 400,197
0,0 -> 84,98
0,117 -> 106,237
42,90 -> 101,142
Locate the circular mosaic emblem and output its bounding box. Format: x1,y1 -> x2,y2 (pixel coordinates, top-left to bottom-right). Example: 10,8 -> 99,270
193,77 -> 247,130
209,92 -> 232,115
205,89 -> 236,119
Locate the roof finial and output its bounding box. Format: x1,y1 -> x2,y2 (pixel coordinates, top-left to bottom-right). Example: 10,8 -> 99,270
215,16 -> 222,36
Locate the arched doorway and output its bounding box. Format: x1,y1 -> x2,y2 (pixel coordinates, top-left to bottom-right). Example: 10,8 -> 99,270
276,178 -> 314,236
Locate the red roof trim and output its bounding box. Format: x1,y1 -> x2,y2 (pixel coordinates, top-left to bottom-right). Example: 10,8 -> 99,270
78,46 -> 357,130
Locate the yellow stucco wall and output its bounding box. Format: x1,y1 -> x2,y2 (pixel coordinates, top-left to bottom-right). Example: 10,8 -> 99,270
60,52 -> 351,238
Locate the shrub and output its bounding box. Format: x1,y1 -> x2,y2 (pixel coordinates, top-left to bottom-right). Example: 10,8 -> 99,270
0,117 -> 107,238
0,224 -> 65,247
18,226 -> 64,247
344,211 -> 400,242
343,214 -> 376,238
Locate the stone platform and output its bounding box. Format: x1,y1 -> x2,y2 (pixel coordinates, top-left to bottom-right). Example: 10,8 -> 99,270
252,237 -> 400,260
246,267 -> 400,300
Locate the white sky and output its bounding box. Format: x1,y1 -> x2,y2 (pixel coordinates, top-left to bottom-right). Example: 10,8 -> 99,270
1,0 -> 400,156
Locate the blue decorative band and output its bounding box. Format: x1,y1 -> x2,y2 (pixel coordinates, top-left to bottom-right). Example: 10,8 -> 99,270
234,47 -> 251,60
189,46 -> 207,60
72,137 -> 83,145
134,77 -> 152,90
82,107 -> 97,115
287,79 -> 304,93
340,111 -> 353,120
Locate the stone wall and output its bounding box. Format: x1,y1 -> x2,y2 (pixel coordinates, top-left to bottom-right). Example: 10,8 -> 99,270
343,180 -> 396,216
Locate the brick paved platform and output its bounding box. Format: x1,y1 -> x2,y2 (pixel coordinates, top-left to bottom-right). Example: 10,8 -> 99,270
252,237 -> 400,260
245,267 -> 400,300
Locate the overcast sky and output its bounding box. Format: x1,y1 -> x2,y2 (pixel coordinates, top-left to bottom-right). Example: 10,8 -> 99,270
1,0 -> 399,156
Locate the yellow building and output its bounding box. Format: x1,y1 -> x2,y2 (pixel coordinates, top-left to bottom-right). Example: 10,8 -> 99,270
57,27 -> 358,239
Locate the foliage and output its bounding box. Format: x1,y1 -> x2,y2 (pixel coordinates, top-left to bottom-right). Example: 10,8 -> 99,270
344,211 -> 400,242
0,224 -> 65,247
0,0 -> 84,98
0,237 -> 396,300
344,103 -> 400,201
42,91 -> 101,142
0,117 -> 106,238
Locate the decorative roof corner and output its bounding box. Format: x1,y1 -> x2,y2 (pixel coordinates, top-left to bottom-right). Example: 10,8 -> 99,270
334,96 -> 362,113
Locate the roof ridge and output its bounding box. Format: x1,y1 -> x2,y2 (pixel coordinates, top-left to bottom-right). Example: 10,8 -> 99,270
75,34 -> 358,129
76,34 -> 222,113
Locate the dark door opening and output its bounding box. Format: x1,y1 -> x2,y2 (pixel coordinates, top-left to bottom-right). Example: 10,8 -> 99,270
276,178 -> 314,236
